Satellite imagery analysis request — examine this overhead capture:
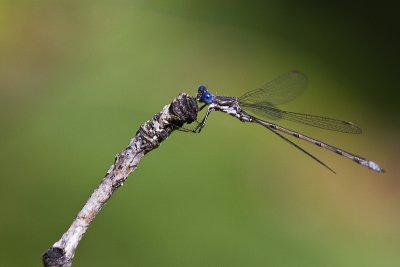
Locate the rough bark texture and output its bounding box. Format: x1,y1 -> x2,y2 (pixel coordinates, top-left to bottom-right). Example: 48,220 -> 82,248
42,93 -> 198,267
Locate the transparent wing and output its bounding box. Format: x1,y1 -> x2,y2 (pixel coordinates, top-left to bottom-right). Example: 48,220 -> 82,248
238,71 -> 308,105
241,103 -> 362,134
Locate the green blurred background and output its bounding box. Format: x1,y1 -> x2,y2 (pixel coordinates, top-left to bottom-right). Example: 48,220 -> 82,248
1,1 -> 399,266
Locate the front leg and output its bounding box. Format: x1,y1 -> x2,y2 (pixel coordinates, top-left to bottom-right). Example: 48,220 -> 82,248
193,106 -> 214,133
198,103 -> 207,112
174,103 -> 209,132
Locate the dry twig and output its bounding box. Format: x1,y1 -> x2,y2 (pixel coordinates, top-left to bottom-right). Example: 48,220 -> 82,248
42,93 -> 198,267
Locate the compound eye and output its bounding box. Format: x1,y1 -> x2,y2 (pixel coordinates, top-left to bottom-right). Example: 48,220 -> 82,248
198,85 -> 207,93
202,92 -> 213,104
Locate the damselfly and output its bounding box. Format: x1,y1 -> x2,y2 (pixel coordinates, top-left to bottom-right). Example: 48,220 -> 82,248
192,71 -> 384,173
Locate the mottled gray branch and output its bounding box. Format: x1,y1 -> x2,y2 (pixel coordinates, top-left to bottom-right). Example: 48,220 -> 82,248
42,93 -> 198,267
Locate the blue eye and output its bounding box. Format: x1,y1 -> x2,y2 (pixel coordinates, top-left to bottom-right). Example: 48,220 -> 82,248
201,92 -> 214,104
196,85 -> 215,104
198,85 -> 207,93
